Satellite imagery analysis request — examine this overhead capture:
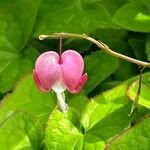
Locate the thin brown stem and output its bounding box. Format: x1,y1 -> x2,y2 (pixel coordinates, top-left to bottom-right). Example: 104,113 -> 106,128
128,66 -> 145,116
59,33 -> 63,55
39,33 -> 150,68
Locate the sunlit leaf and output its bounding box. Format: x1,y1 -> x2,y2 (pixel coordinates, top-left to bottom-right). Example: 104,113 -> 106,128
127,80 -> 150,109
113,1 -> 150,32
106,116 -> 150,150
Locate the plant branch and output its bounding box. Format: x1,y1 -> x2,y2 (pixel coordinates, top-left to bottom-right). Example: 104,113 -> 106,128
39,33 -> 150,68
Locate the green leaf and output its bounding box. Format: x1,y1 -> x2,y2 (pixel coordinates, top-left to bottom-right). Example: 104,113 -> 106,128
0,111 -> 42,150
0,74 -> 56,124
0,0 -> 41,51
63,39 -> 92,53
43,109 -> 83,150
111,41 -> 138,81
0,48 -> 39,92
34,0 -> 114,35
0,0 -> 41,92
101,0 -> 128,16
146,33 -> 150,61
105,116 -> 150,150
113,1 -> 150,32
92,28 -> 127,42
127,81 -> 150,109
84,51 -> 118,94
81,83 -> 133,141
128,37 -> 146,60
81,72 -> 150,141
68,94 -> 89,118
83,134 -> 105,150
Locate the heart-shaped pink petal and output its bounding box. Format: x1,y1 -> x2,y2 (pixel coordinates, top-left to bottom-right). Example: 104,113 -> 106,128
61,50 -> 84,93
34,51 -> 60,92
33,50 -> 87,94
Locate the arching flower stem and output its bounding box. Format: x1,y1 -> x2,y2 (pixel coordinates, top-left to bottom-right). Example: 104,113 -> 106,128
39,33 -> 150,68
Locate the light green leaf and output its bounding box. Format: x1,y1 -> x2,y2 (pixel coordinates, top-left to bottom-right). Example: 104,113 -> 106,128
0,74 -> 56,124
83,134 -> 105,150
106,116 -> 150,150
34,0 -> 114,35
127,81 -> 150,109
84,51 -> 118,94
0,111 -> 42,150
81,83 -> 133,141
113,1 -> 150,32
43,110 -> 83,150
81,72 -> 150,141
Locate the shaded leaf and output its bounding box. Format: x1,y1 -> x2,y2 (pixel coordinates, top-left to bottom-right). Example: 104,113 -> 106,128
0,0 -> 41,51
0,0 -> 41,92
0,48 -> 39,92
34,0 -> 114,36
101,0 -> 128,16
84,51 -> 118,94
128,37 -> 146,61
146,33 -> 150,61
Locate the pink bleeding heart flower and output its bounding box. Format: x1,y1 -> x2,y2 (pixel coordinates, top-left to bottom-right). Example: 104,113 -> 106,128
33,50 -> 87,112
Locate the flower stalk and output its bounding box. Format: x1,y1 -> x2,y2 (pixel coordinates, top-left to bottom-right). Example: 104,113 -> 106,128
56,92 -> 68,113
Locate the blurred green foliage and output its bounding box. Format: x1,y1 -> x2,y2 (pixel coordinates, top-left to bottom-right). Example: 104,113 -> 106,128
0,0 -> 149,149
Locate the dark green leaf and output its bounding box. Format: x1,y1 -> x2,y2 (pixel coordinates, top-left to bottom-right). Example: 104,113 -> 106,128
84,51 -> 118,94
0,0 -> 41,92
34,0 -> 114,36
128,37 -> 146,61
0,48 -> 39,92
100,0 -> 128,16
0,0 -> 41,51
146,34 -> 150,61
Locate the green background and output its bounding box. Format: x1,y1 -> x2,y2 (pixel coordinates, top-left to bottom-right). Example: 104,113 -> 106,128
0,0 -> 149,149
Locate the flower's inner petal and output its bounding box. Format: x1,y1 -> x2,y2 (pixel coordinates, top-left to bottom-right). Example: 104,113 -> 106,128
61,50 -> 84,91
35,51 -> 60,91
52,79 -> 66,93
